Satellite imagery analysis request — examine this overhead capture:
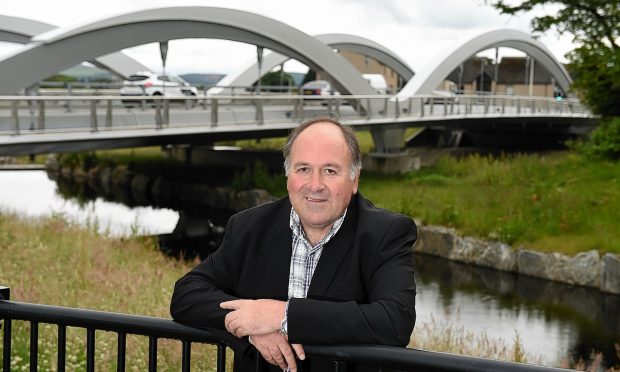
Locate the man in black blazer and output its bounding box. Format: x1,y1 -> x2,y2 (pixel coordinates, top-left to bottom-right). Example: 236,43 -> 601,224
171,117 -> 417,371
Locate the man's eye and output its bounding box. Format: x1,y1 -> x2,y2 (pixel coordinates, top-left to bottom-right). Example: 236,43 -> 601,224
296,167 -> 309,173
325,168 -> 337,175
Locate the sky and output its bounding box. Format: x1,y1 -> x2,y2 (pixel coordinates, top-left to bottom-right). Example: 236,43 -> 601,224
0,0 -> 575,77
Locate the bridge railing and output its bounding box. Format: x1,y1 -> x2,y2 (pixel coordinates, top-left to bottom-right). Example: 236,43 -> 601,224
0,286 -> 570,371
0,94 -> 589,136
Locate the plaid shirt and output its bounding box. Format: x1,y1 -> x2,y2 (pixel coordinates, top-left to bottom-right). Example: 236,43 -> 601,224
287,208 -> 347,300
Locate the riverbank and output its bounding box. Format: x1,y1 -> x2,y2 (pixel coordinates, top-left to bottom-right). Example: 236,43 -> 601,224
45,149 -> 620,294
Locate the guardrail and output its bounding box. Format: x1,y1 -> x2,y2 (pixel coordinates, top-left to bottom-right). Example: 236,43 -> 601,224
36,82 -> 300,96
0,286 -> 571,372
0,94 -> 589,136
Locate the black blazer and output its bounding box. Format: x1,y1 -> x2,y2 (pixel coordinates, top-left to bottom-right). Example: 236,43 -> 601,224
171,193 -> 417,369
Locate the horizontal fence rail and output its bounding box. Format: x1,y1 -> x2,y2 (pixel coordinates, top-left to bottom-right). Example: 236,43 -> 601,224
0,287 -> 571,372
0,94 -> 591,137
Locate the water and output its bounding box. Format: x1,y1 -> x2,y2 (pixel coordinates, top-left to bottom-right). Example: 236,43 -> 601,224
0,170 -> 179,236
1,170 -> 618,368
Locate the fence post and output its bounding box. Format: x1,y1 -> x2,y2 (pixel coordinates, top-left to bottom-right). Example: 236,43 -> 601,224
11,101 -> 20,135
211,98 -> 218,127
1,286 -> 11,372
106,99 -> 113,129
164,99 -> 170,127
0,286 -> 9,300
90,100 -> 98,132
155,101 -> 162,129
255,98 -> 264,125
216,344 -> 226,372
38,101 -> 46,131
65,84 -> 72,112
395,97 -> 400,119
298,96 -> 305,122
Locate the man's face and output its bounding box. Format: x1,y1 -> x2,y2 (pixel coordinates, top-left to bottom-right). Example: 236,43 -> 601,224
287,122 -> 359,238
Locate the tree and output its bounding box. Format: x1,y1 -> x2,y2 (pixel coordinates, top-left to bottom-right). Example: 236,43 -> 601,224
487,0 -> 620,116
258,70 -> 295,92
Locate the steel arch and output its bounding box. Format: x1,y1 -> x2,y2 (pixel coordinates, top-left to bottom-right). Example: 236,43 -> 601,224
0,14 -> 149,79
0,7 -> 374,96
398,29 -> 572,97
212,33 -> 414,94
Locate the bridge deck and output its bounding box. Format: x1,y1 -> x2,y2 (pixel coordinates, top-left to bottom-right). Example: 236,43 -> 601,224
0,94 -> 596,155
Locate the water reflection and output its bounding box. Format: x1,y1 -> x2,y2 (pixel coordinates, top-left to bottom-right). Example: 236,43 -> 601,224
1,169 -> 618,368
0,171 -> 179,236
415,253 -> 620,367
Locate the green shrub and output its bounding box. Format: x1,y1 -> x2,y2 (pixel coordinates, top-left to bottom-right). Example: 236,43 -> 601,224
572,117 -> 620,160
232,161 -> 286,195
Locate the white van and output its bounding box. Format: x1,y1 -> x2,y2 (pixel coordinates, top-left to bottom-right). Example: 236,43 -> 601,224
362,74 -> 389,94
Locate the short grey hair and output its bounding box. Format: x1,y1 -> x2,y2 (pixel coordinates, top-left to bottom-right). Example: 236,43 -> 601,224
282,116 -> 362,180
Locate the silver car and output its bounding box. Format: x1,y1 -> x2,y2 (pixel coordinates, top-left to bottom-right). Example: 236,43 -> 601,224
120,72 -> 198,105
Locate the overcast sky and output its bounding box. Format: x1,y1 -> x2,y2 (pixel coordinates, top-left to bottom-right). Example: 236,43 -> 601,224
0,0 -> 574,76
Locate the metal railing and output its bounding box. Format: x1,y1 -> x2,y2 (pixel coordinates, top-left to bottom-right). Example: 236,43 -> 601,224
0,94 -> 590,136
36,82 -> 299,96
0,286 -> 571,372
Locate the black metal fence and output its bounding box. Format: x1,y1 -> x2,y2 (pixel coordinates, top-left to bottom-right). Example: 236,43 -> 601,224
0,286 -> 572,372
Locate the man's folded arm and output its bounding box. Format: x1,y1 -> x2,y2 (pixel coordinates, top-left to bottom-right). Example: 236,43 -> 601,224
170,217 -> 240,328
287,216 -> 417,346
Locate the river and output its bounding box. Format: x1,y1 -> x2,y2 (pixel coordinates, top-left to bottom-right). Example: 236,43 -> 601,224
0,169 -> 618,369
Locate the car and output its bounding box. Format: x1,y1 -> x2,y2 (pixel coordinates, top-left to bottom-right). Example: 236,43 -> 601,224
300,80 -> 340,96
425,90 -> 459,104
120,72 -> 198,106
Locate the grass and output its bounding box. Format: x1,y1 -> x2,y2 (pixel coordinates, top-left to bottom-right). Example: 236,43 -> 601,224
360,152 -> 620,255
0,211 -> 554,369
0,212 -> 225,371
49,138 -> 620,256
410,315 -> 541,365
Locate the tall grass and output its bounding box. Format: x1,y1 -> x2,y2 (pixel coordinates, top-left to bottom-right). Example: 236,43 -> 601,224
0,212 -> 224,370
360,152 -> 620,255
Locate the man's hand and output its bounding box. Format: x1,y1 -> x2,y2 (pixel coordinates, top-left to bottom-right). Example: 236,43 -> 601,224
249,332 -> 305,371
220,299 -> 286,337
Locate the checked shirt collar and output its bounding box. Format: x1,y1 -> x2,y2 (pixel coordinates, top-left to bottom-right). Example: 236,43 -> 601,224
287,207 -> 347,300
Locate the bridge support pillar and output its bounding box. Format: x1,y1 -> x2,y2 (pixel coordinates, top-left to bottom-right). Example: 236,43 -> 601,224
365,128 -> 419,174
370,127 -> 406,154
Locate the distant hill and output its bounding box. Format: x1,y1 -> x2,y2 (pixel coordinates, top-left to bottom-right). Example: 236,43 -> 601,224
180,73 -> 226,87
54,64 -> 118,82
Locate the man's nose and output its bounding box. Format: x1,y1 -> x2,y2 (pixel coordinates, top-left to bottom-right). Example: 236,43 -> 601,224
308,172 -> 325,191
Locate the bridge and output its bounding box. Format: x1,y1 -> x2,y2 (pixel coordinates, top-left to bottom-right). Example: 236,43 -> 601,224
0,6 -> 597,164
0,93 -> 593,156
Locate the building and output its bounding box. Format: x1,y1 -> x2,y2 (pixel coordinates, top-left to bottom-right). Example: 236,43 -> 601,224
314,50 -> 403,93
445,56 -> 565,97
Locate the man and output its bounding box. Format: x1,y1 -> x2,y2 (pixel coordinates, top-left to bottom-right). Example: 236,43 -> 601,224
171,117 -> 417,371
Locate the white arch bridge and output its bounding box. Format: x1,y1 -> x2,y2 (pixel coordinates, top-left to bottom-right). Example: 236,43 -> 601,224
0,7 -> 597,157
